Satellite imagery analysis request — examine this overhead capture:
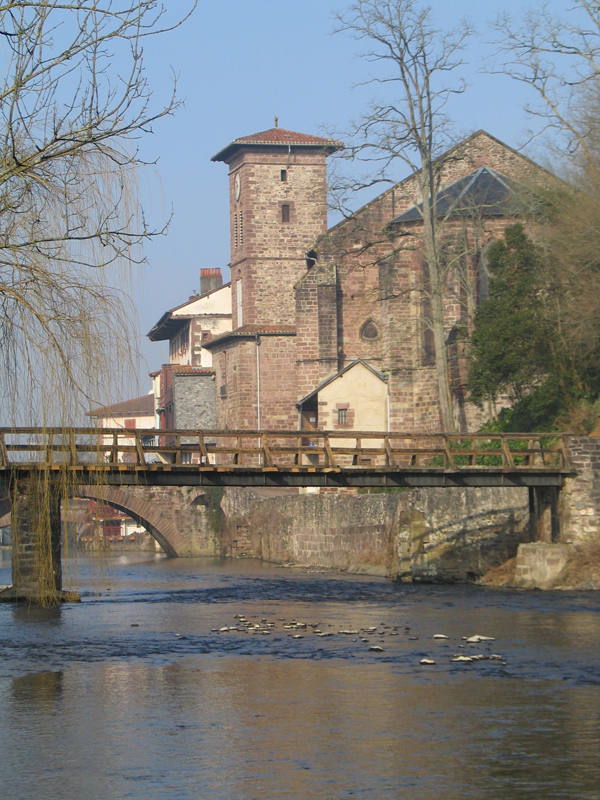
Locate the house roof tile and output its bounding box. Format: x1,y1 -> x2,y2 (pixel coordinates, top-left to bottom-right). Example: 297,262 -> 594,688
169,366 -> 215,376
212,128 -> 342,162
88,394 -> 154,418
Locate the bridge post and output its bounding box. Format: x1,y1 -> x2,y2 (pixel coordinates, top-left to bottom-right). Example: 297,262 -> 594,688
528,486 -> 559,543
10,476 -> 62,604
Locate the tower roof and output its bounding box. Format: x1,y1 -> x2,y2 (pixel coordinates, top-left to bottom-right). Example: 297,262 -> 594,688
211,127 -> 342,162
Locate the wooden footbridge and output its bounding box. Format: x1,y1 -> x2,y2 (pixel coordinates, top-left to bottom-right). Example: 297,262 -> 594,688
0,427 -> 573,488
0,427 -> 576,603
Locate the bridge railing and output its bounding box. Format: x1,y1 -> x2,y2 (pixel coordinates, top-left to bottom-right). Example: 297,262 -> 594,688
0,428 -> 572,472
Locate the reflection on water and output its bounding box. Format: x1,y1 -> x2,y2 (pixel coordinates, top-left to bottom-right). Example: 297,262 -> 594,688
0,554 -> 599,799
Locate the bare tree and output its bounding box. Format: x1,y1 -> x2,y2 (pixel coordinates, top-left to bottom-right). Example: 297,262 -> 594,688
334,0 -> 472,431
0,1 -> 196,424
494,2 -> 600,413
494,0 -> 600,163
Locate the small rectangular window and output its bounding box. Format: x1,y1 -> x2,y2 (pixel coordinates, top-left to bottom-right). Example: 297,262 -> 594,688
281,204 -> 290,223
280,169 -> 287,182
338,408 -> 347,425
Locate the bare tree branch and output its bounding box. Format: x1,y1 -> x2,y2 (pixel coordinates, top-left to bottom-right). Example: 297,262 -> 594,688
0,1 -> 197,424
492,1 -> 600,161
332,0 -> 473,430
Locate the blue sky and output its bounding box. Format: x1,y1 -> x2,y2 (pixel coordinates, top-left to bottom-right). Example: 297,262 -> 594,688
132,0 -> 572,382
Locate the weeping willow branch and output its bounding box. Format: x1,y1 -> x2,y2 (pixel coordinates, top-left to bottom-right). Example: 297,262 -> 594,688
0,1 -> 197,424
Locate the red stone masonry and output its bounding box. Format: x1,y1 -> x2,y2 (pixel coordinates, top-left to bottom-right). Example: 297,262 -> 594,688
209,127 -> 340,430
301,130 -> 558,432
208,127 -> 556,434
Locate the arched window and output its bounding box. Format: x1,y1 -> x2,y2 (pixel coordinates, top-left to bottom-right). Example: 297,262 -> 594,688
360,319 -> 379,340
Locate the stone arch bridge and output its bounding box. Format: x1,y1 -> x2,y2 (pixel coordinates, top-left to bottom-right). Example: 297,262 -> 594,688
74,485 -> 220,558
0,428 -> 598,601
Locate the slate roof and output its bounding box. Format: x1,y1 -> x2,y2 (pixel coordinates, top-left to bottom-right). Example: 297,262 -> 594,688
389,167 -> 520,225
88,394 -> 154,418
212,128 -> 342,162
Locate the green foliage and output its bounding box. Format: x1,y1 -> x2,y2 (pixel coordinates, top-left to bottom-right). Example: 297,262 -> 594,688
492,380 -> 565,432
468,224 -> 600,432
468,225 -> 550,407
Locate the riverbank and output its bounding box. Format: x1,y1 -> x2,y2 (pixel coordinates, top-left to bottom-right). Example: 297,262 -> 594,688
220,485 -> 530,584
480,541 -> 600,590
218,486 -> 600,591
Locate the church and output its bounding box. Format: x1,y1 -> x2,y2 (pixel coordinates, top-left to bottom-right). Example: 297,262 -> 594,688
193,124 -> 549,435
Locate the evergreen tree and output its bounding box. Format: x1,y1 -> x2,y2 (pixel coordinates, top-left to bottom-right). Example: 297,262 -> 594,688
468,225 -> 550,412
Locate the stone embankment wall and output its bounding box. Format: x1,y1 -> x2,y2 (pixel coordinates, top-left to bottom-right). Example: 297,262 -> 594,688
220,486 -> 529,582
559,437 -> 600,543
510,437 -> 600,590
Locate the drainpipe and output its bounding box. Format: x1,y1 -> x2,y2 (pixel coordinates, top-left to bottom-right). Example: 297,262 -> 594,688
256,335 -> 261,466
256,335 -> 261,430
386,377 -> 391,432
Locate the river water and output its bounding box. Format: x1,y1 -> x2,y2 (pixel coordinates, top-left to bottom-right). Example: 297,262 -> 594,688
0,549 -> 599,800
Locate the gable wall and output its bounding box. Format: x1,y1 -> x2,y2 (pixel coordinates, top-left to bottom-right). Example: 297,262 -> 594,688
318,364 -> 387,432
296,132 -> 551,432
171,284 -> 231,317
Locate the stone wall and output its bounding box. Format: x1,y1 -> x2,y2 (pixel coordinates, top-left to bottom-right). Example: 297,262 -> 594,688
78,485 -> 221,557
220,485 -> 529,581
560,437 -> 600,544
295,261 -> 340,400
173,372 -> 216,430
513,543 -> 572,589
211,333 -> 299,430
9,478 -> 62,600
228,148 -> 329,327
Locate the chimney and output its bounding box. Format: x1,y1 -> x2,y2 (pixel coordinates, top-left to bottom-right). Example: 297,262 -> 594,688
200,268 -> 223,296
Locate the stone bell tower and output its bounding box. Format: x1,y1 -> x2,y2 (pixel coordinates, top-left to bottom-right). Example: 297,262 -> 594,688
206,125 -> 341,430
211,125 -> 341,330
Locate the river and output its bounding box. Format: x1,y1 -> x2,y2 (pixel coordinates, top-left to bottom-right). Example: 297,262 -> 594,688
0,549 -> 599,799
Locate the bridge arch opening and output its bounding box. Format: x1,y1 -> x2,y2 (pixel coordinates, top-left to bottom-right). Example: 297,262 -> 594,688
70,495 -> 177,557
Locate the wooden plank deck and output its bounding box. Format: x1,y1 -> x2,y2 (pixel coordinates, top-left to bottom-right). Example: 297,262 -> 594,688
0,428 -> 573,488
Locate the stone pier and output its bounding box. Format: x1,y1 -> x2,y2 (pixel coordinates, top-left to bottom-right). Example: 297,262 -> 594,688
514,437 -> 600,589
559,437 -> 600,543
4,477 -> 64,603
